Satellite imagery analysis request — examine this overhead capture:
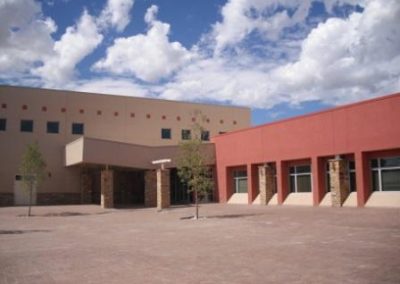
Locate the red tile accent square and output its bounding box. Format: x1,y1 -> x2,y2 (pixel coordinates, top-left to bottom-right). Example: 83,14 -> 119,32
146,114 -> 151,119
80,109 -> 84,114
233,120 -> 237,125
162,115 -> 166,120
130,113 -> 135,118
1,103 -> 6,109
61,107 -> 66,113
42,106 -> 47,112
22,105 -> 28,110
176,116 -> 181,121
192,117 -> 196,122
206,118 -> 210,123
114,111 -> 119,116
220,119 -> 224,124
97,110 -> 102,115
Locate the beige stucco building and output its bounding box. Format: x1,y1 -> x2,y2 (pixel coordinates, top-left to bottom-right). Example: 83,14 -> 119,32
0,85 -> 250,207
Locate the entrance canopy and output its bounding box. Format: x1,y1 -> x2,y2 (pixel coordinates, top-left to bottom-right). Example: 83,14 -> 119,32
65,137 -> 215,169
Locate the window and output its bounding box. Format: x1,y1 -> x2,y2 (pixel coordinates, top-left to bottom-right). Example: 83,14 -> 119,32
0,118 -> 6,131
72,123 -> 84,135
47,121 -> 59,134
20,120 -> 33,132
289,165 -> 311,193
201,130 -> 210,141
181,129 -> 191,140
233,170 -> 247,193
371,157 -> 400,191
161,128 -> 171,139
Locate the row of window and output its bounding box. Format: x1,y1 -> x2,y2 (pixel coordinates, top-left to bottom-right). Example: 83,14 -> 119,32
161,128 -> 210,141
0,104 -> 238,125
0,118 -> 85,134
0,119 -> 213,140
232,157 -> 400,194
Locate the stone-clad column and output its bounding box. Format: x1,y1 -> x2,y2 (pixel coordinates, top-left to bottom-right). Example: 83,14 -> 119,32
157,169 -> 170,210
258,164 -> 275,205
329,158 -> 350,207
145,170 -> 157,207
80,170 -> 92,204
101,169 -> 114,208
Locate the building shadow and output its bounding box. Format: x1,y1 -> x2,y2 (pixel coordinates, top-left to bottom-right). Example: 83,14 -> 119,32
0,229 -> 51,234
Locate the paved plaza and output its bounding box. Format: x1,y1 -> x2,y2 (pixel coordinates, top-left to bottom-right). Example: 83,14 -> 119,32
0,204 -> 399,283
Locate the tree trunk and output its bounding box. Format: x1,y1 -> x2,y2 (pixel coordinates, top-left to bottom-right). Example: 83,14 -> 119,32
28,180 -> 33,217
194,190 -> 199,220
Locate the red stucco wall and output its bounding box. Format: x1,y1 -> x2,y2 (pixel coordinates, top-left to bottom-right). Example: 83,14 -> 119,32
212,93 -> 400,205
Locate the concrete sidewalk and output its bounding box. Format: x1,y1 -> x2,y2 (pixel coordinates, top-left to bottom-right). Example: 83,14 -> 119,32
0,204 -> 399,283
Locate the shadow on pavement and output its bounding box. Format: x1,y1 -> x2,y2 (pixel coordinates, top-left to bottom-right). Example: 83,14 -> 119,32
0,229 -> 51,234
17,211 -> 110,217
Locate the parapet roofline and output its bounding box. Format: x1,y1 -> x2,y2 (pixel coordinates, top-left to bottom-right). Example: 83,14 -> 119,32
0,84 -> 250,111
214,91 -> 400,138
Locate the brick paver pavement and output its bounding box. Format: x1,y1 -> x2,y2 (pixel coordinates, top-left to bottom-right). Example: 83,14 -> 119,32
0,204 -> 399,283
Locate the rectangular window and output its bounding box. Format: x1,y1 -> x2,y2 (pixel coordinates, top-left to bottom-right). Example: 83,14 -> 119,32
20,120 -> 33,132
371,157 -> 400,191
72,123 -> 84,135
181,129 -> 191,140
201,130 -> 210,141
0,118 -> 6,131
161,128 -> 171,139
233,170 -> 247,193
47,121 -> 59,134
289,165 -> 312,193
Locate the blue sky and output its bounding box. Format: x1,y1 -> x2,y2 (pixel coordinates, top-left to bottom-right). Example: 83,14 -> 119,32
1,0 -> 399,125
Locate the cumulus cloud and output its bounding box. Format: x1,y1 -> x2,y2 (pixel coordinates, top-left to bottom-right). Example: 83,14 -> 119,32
161,0 -> 400,108
71,78 -> 150,97
35,10 -> 103,86
0,0 -> 56,76
98,0 -> 134,32
212,0 -> 313,54
93,5 -> 193,82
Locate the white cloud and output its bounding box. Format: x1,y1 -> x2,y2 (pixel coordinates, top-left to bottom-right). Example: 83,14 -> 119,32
35,10 -> 103,86
93,5 -> 193,82
161,0 -> 400,108
71,78 -> 150,97
0,0 -> 56,76
98,0 -> 134,32
212,0 -> 312,54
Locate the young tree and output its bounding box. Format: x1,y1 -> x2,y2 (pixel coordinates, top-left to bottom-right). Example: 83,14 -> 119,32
19,142 -> 46,216
177,111 -> 214,220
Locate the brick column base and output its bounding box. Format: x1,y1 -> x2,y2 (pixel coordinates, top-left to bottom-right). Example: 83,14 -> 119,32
157,169 -> 170,210
101,169 -> 114,208
258,164 -> 275,205
329,159 -> 350,207
145,170 -> 157,207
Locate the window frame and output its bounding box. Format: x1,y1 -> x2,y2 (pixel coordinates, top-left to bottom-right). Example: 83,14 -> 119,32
72,122 -> 84,135
0,118 -> 6,131
289,164 -> 312,193
20,119 -> 34,133
371,157 -> 400,191
46,121 -> 59,134
181,129 -> 191,140
161,128 -> 171,139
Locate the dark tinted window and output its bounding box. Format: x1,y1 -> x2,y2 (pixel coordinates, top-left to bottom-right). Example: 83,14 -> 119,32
72,123 -> 84,135
0,118 -> 6,131
181,129 -> 191,140
381,157 -> 400,168
20,120 -> 33,132
161,128 -> 171,139
201,130 -> 210,141
47,121 -> 59,134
